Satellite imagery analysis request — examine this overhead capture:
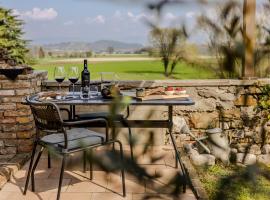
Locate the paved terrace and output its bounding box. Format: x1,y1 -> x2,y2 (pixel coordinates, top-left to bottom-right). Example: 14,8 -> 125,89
0,146 -> 196,200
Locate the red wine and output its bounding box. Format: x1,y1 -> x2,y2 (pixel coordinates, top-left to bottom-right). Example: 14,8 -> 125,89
81,59 -> 90,88
69,77 -> 78,84
55,77 -> 65,83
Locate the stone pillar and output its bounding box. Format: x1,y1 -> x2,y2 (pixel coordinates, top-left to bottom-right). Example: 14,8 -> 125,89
0,70 -> 47,160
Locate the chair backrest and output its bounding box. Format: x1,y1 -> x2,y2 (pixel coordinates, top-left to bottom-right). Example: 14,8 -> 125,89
26,97 -> 64,134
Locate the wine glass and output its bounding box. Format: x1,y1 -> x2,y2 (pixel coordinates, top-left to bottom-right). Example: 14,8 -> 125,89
54,66 -> 66,91
100,72 -> 116,90
68,66 -> 79,97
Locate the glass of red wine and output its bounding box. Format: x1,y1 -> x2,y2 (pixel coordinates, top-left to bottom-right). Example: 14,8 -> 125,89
54,66 -> 66,91
68,66 -> 79,97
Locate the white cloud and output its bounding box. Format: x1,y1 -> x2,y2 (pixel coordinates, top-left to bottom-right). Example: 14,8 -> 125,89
14,8 -> 58,21
63,20 -> 74,26
127,11 -> 148,22
164,12 -> 177,21
85,15 -> 106,24
186,11 -> 196,18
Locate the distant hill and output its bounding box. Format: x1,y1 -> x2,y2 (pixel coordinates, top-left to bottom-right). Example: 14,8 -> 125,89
40,40 -> 144,53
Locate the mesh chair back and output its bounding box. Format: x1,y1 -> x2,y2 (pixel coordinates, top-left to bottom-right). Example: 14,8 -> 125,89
26,98 -> 64,133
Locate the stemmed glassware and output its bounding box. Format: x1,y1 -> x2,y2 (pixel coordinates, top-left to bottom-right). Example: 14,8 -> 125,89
68,66 -> 79,97
54,66 -> 66,90
100,72 -> 118,90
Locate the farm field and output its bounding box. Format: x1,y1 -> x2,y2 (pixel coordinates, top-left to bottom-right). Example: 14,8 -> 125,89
33,58 -> 217,80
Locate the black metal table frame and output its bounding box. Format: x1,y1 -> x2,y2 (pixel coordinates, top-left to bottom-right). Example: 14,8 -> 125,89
30,95 -> 194,192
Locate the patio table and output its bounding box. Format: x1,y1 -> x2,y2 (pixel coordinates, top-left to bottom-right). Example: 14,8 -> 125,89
28,92 -> 194,192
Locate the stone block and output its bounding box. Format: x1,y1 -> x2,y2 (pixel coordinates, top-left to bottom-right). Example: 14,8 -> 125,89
223,109 -> 241,119
16,103 -> 29,110
0,132 -> 16,139
15,89 -> 31,96
249,144 -> 261,155
0,90 -> 15,96
1,96 -> 25,103
234,95 -> 257,106
0,103 -> 16,110
4,139 -> 17,147
17,124 -> 33,131
17,131 -> 35,139
236,153 -> 256,165
0,118 -> 16,124
17,144 -> 33,153
4,109 -> 31,117
16,116 -> 33,124
257,154 -> 270,165
262,144 -> 270,154
1,81 -> 31,89
1,125 -> 17,132
190,153 -> 215,166
190,112 -> 219,129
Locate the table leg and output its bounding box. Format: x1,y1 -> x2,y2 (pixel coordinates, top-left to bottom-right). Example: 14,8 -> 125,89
168,105 -> 187,193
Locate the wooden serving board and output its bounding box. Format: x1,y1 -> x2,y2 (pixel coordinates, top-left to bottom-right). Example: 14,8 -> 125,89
121,92 -> 189,101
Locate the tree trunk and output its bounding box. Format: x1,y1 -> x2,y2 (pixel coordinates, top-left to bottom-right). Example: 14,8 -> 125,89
163,58 -> 169,76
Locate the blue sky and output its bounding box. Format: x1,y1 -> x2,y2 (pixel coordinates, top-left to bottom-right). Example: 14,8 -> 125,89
0,0 -> 267,45
0,0 -> 202,45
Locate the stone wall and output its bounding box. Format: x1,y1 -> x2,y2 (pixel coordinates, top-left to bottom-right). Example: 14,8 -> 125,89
43,79 -> 270,165
0,71 -> 47,160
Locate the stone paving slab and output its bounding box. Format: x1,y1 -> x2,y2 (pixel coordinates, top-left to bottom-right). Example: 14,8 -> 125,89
0,146 -> 197,200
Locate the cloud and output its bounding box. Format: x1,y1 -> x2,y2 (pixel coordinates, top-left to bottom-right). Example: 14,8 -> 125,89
85,15 -> 106,24
63,20 -> 74,26
164,12 -> 177,21
14,8 -> 58,21
186,11 -> 196,18
127,11 -> 147,22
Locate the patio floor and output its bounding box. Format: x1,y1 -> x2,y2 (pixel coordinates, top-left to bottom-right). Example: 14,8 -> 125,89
0,146 -> 196,200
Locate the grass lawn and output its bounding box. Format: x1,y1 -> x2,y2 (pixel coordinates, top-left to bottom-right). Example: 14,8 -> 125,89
197,164 -> 270,200
33,59 -> 217,80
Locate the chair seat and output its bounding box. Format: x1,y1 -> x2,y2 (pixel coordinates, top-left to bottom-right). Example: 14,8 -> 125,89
41,128 -> 105,150
77,112 -> 124,121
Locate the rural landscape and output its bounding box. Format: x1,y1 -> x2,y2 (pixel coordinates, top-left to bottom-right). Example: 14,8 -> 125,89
1,1 -> 270,200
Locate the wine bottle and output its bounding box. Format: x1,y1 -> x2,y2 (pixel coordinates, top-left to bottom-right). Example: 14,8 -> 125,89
81,59 -> 90,88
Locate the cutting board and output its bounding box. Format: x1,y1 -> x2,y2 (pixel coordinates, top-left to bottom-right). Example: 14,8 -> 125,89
121,91 -> 189,101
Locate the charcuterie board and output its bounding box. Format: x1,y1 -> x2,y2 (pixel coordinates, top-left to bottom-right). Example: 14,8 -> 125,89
121,91 -> 189,101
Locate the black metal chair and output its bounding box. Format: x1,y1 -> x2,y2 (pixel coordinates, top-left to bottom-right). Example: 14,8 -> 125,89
23,97 -> 126,200
69,84 -> 134,161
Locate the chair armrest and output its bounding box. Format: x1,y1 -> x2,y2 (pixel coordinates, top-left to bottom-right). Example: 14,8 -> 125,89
63,118 -> 109,140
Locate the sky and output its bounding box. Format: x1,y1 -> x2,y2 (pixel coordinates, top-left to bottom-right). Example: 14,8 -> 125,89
0,0 -> 267,45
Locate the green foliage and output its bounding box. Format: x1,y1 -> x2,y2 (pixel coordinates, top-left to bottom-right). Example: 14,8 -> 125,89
0,7 -> 28,65
149,27 -> 188,77
198,164 -> 270,200
199,1 -> 244,78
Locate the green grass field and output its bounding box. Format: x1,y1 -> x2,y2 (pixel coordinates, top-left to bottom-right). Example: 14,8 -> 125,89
33,59 -> 217,80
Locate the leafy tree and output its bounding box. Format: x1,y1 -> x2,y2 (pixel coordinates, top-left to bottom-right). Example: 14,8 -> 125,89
86,50 -> 92,58
38,47 -> 45,58
107,46 -> 114,54
149,27 -> 187,76
0,7 -> 28,65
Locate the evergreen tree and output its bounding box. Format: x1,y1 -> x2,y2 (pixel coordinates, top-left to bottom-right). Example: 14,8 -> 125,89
0,7 -> 28,65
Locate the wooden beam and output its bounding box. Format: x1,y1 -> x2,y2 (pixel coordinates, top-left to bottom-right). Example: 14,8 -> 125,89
243,0 -> 256,78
